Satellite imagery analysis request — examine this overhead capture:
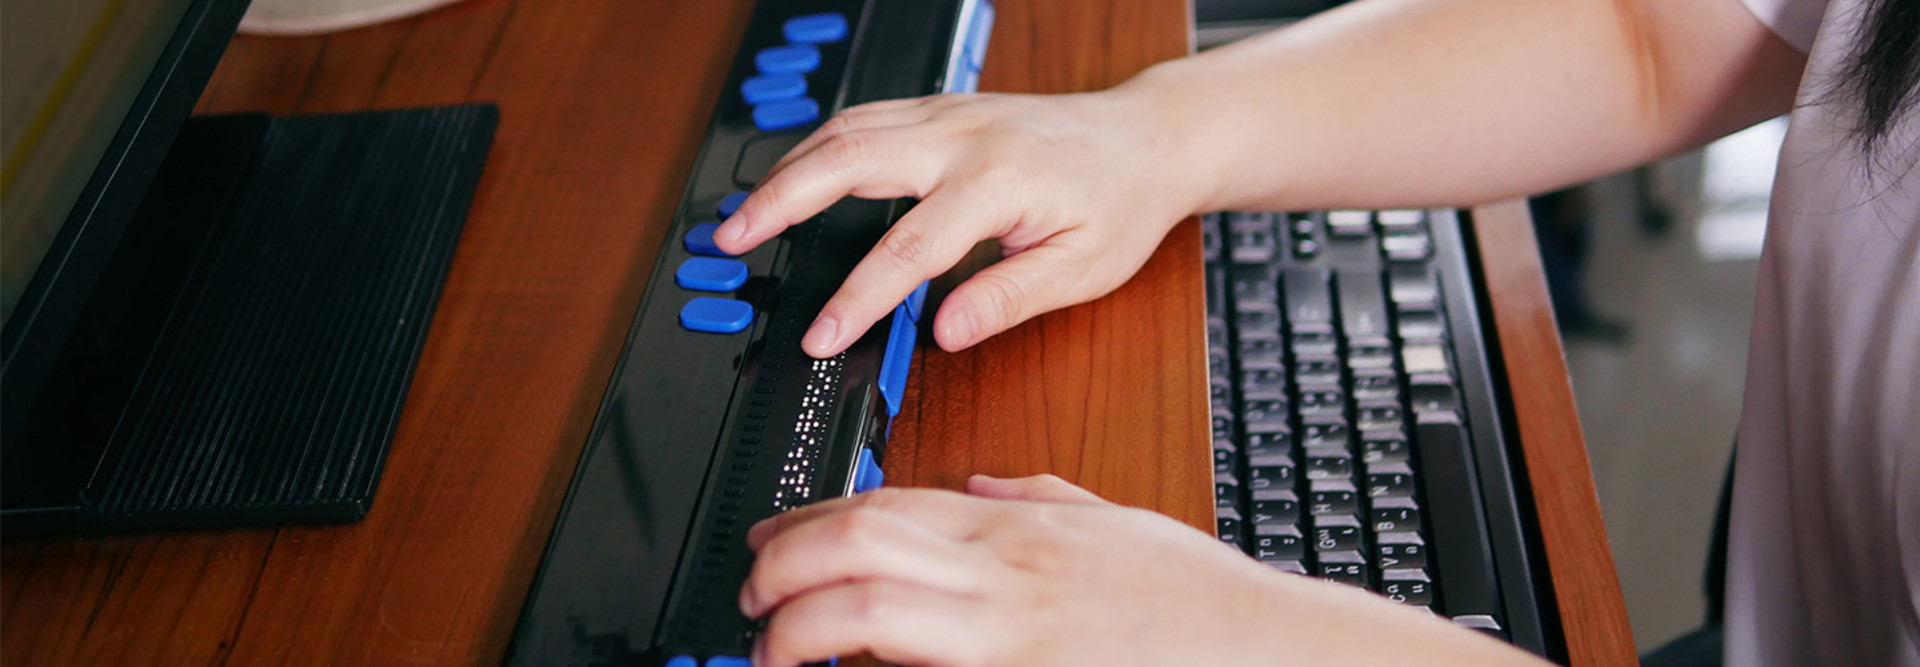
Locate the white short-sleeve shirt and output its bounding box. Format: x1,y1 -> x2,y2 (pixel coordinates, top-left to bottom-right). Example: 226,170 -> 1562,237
1728,0 -> 1920,664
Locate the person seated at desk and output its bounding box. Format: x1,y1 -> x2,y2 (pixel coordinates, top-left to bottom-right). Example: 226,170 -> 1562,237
711,0 -> 1919,662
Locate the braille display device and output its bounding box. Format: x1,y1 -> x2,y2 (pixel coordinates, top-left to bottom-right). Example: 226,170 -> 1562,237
505,1 -> 993,665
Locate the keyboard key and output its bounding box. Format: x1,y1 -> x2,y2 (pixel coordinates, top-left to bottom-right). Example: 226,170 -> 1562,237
1362,437 -> 1412,466
1303,421 -> 1349,448
1282,268 -> 1334,333
1376,538 -> 1429,571
1376,209 -> 1426,227
1202,214 -> 1224,263
753,97 -> 821,131
1254,532 -> 1306,562
755,44 -> 821,74
1336,270 -> 1390,343
1264,560 -> 1309,575
1293,357 -> 1342,386
1214,447 -> 1237,475
1238,336 -> 1284,370
1357,404 -> 1404,432
1381,227 -> 1432,261
1299,389 -> 1344,413
1289,331 -> 1337,357
1292,238 -> 1320,259
1316,550 -> 1370,588
1234,305 -> 1283,340
1346,343 -> 1395,370
1249,464 -> 1297,491
1368,468 -> 1418,500
1388,264 -> 1440,305
1325,210 -> 1372,237
1231,263 -> 1281,305
1410,383 -> 1461,417
741,73 -> 807,104
1309,483 -> 1359,516
783,12 -> 850,43
1305,451 -> 1354,481
1372,499 -> 1422,533
1212,410 -> 1235,440
1380,576 -> 1434,607
1228,213 -> 1278,264
1401,343 -> 1452,377
1396,308 -> 1448,341
1352,369 -> 1399,402
1242,398 -> 1288,425
1215,478 -> 1241,506
1251,497 -> 1300,529
1238,368 -> 1287,400
1414,422 -> 1502,619
1243,431 -> 1292,458
674,257 -> 750,292
1312,516 -> 1364,552
680,297 -> 755,333
1217,513 -> 1246,549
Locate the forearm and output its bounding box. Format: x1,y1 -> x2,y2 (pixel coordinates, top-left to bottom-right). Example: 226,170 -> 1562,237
1123,0 -> 1803,212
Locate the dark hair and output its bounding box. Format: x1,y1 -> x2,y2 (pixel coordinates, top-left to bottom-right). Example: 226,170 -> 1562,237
1835,0 -> 1920,158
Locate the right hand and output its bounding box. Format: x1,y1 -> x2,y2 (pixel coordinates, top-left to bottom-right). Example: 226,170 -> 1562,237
711,87 -> 1209,359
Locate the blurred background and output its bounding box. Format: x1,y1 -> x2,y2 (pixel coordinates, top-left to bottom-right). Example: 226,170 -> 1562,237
1199,2 -> 1786,655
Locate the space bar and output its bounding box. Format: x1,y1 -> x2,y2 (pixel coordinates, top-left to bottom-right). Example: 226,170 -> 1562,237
1415,420 -> 1505,626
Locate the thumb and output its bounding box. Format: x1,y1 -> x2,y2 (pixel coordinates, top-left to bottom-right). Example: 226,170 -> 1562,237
932,245 -> 1086,352
965,474 -> 1112,506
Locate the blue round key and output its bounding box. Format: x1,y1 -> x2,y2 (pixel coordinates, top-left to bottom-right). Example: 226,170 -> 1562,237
783,13 -> 849,44
718,192 -> 748,218
675,257 -> 749,292
741,73 -> 807,105
752,97 -> 820,132
684,223 -> 734,257
680,298 -> 754,334
754,44 -> 820,74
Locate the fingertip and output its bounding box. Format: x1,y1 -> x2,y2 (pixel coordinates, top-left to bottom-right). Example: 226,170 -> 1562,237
800,314 -> 843,358
932,306 -> 978,352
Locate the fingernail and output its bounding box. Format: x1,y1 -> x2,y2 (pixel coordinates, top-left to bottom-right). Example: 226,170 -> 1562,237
752,638 -> 768,666
716,218 -> 745,245
747,517 -> 774,547
739,585 -> 762,617
946,309 -> 977,349
802,315 -> 840,355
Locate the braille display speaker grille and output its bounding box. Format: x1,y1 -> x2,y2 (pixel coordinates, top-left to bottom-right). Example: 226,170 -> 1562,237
84,105 -> 496,528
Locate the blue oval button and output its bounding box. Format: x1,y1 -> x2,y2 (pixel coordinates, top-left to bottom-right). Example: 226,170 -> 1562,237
705,657 -> 752,667
680,298 -> 754,334
718,192 -> 748,219
675,257 -> 749,292
753,97 -> 820,131
783,13 -> 849,44
684,223 -> 733,256
755,44 -> 820,74
665,657 -> 697,667
741,73 -> 807,105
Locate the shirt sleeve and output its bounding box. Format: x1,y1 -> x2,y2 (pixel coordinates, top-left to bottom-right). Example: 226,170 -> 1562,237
1739,0 -> 1829,52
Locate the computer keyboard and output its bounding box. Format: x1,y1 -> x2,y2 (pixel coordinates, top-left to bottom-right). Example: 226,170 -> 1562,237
505,2 -> 992,666
1204,208 -> 1551,654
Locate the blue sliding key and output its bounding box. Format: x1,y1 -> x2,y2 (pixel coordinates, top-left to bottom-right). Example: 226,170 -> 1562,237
876,305 -> 917,416
684,223 -> 735,256
741,73 -> 807,104
905,281 -> 929,321
680,297 -> 754,334
718,192 -> 747,218
852,447 -> 884,493
675,257 -> 748,292
783,13 -> 848,44
753,97 -> 819,132
755,44 -> 819,74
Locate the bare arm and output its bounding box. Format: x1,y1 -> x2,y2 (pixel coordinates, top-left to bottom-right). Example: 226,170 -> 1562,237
1144,0 -> 1806,212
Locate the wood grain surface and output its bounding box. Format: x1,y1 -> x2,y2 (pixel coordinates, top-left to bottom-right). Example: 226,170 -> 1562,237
1,1 -> 1632,665
1470,201 -> 1636,666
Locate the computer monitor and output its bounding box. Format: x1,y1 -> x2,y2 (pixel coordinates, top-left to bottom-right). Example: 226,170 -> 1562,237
2,0 -> 252,454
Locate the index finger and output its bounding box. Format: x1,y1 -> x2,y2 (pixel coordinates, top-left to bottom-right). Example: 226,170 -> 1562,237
712,126 -> 942,255
746,487 -> 1001,550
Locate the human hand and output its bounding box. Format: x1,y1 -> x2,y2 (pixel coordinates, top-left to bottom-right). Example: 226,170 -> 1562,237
738,474 -> 1539,667
711,90 -> 1208,358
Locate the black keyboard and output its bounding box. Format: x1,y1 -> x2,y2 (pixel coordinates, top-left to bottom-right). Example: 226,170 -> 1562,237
1204,208 -> 1551,655
505,2 -> 993,666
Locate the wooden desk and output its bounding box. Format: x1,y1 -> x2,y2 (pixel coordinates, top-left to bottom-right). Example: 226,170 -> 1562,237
0,0 -> 1631,664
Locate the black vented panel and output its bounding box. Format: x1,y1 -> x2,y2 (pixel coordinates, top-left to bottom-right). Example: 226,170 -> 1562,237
84,105 -> 497,527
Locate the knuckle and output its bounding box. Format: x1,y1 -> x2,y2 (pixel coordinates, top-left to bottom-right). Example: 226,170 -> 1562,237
831,505 -> 891,547
820,133 -> 871,175
969,273 -> 1029,329
877,226 -> 935,269
849,583 -> 897,624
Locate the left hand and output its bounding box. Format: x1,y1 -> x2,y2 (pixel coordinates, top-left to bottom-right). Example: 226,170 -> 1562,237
737,474 -> 1538,667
